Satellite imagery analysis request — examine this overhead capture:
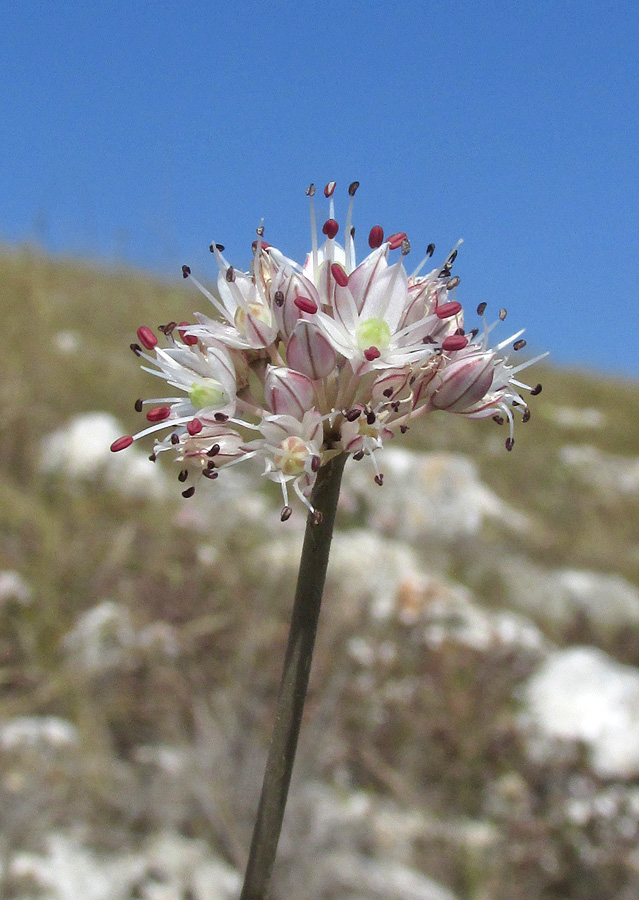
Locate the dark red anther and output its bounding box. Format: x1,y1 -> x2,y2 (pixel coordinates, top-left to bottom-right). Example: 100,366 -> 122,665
493,415 -> 504,425
324,181 -> 336,198
353,450 -> 365,461
331,263 -> 349,286
225,266 -> 235,282
477,302 -> 487,316
400,425 -> 408,434
182,486 -> 196,498
281,505 -> 293,521
435,301 -> 462,319
513,339 -> 527,351
187,418 -> 203,435
130,343 -> 142,356
171,433 -> 180,445
426,243 -> 435,257
382,388 -> 394,398
158,321 -> 177,336
207,443 -> 221,457
305,183 -> 316,197
214,412 -> 229,422
364,347 -> 381,361
522,409 -> 531,423
149,453 -> 157,462
134,398 -> 143,412
374,474 -> 384,486
252,240 -> 272,251
387,232 -> 407,250
446,276 -> 461,290
178,469 -> 188,482
294,296 -> 318,314
110,435 -> 133,452
505,437 -> 515,451
182,265 -> 191,278
146,406 -> 171,422
311,455 -> 321,472
203,468 -> 219,479
368,225 -> 384,249
348,181 -> 360,196
137,326 -> 158,350
366,409 -> 376,425
209,243 -> 225,253
322,218 -> 339,239
499,308 -> 507,320
311,510 -> 323,525
178,322 -> 198,346
274,290 -> 284,307
345,408 -> 361,421
530,383 -> 543,396
442,335 -> 469,351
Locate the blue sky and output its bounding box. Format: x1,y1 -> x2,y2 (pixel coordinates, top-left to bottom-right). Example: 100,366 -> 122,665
2,1 -> 638,376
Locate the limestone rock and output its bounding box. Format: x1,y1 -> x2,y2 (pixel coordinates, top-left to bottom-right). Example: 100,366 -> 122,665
342,447 -> 529,542
521,646 -> 639,779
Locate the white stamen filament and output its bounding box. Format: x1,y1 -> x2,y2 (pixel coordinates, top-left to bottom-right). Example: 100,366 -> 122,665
188,274 -> 235,324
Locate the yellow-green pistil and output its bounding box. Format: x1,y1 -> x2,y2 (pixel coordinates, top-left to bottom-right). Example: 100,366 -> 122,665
355,318 -> 391,352
189,378 -> 227,409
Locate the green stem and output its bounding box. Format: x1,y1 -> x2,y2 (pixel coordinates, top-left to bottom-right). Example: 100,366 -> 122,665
239,452 -> 347,900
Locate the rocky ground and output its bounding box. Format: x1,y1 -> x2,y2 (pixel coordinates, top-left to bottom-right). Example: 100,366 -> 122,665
2,246 -> 639,899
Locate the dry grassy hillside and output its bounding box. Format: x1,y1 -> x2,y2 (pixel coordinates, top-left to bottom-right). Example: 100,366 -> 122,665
2,246 -> 639,900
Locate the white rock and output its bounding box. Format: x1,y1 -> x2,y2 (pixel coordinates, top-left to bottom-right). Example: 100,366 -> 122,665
64,601 -> 179,673
0,570 -> 32,605
560,444 -> 639,495
501,560 -> 639,635
40,412 -> 168,498
54,329 -> 82,354
256,528 -> 547,657
11,832 -> 145,900
63,600 -> 136,674
191,858 -> 241,900
547,406 -> 605,429
279,784 -> 461,900
0,716 -> 79,751
328,530 -> 430,622
320,852 -> 459,900
143,831 -> 240,900
343,448 -> 529,541
521,646 -> 639,778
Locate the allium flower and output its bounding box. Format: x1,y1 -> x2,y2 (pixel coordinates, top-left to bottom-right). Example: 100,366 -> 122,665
112,181 -> 547,517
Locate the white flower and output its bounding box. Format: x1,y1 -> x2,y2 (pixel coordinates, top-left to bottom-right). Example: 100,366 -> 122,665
111,181 -> 546,515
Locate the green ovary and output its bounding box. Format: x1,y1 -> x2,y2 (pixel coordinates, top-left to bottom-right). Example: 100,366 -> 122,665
355,318 -> 391,351
189,379 -> 226,409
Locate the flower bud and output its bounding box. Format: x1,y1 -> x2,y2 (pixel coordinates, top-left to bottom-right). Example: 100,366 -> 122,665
270,268 -> 320,340
264,366 -> 315,418
430,353 -> 495,412
371,368 -> 411,402
286,321 -> 336,380
234,302 -> 278,349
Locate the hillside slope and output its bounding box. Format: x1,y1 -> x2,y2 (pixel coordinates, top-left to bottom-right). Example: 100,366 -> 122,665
2,246 -> 639,900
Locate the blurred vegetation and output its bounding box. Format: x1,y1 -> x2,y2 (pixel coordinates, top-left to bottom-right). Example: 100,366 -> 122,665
1,245 -> 639,899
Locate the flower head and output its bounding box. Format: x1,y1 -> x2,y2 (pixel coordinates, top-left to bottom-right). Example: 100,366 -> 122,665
112,182 -> 546,516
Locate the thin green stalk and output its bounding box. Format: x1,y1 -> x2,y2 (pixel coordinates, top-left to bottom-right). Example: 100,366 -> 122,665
239,452 -> 347,900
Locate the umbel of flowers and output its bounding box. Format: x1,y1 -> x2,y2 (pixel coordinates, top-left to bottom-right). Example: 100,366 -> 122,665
112,181 -> 547,521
